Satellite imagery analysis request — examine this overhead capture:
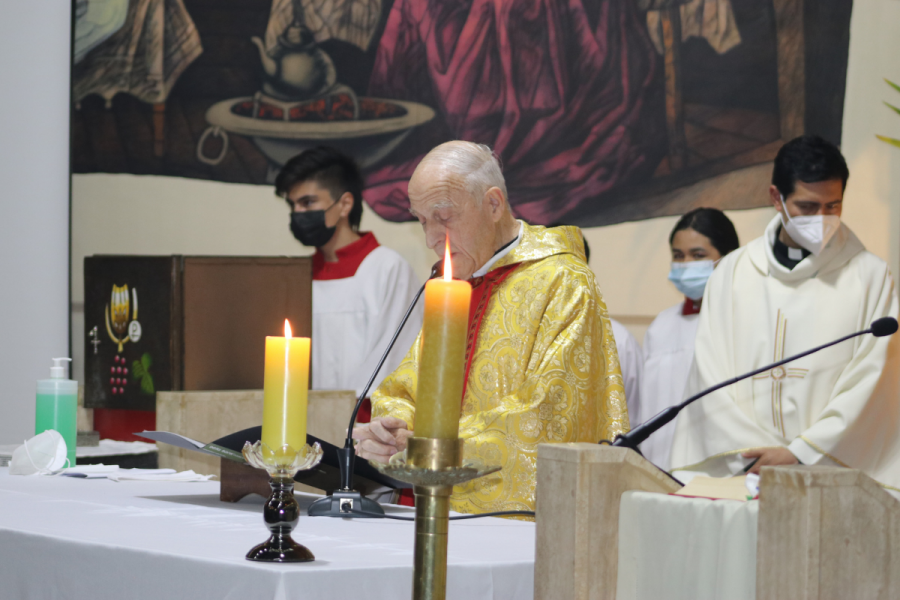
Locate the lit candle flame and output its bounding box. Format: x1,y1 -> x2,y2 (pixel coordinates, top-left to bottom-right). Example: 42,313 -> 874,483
284,319 -> 292,339
444,238 -> 452,281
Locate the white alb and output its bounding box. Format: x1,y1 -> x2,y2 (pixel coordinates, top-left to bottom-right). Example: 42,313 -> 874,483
312,246 -> 422,396
671,215 -> 900,489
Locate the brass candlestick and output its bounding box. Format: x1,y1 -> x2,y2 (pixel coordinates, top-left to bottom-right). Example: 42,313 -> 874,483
242,440 -> 323,562
374,437 -> 500,600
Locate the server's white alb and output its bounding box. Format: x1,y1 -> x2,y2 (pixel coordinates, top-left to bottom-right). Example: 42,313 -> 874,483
312,246 -> 422,396
639,304 -> 700,471
671,216 -> 900,488
610,318 -> 643,426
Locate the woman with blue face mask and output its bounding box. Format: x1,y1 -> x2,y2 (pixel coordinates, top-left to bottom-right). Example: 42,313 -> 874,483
639,208 -> 739,470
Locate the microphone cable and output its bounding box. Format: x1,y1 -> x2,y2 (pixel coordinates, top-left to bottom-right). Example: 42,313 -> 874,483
348,509 -> 535,521
344,259 -> 443,451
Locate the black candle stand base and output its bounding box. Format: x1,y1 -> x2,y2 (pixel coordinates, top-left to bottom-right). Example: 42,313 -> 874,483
245,476 -> 315,563
245,535 -> 315,563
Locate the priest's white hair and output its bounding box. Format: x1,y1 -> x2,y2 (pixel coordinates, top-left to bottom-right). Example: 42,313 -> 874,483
419,141 -> 508,205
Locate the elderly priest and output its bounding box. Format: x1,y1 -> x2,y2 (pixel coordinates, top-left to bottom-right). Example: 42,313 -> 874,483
671,135 -> 900,490
352,141 -> 629,514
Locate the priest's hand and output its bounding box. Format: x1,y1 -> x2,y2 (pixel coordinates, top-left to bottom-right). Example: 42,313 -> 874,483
352,417 -> 414,464
741,447 -> 799,474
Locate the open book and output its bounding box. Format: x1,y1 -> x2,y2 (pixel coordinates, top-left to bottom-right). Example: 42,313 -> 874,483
672,475 -> 755,501
137,427 -> 410,493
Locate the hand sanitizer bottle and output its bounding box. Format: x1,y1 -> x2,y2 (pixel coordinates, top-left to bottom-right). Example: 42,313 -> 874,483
35,358 -> 78,468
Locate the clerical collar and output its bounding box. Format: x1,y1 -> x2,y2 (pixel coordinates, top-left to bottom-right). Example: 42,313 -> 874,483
772,225 -> 810,270
312,231 -> 380,280
471,222 -> 523,278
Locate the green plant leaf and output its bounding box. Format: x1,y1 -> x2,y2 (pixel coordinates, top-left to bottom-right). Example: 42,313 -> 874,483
132,360 -> 146,380
884,101 -> 900,117
140,373 -> 155,395
886,79 -> 900,95
876,134 -> 900,148
132,353 -> 155,395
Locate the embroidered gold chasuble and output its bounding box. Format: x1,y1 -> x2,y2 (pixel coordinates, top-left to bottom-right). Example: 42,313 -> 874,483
372,223 -> 629,514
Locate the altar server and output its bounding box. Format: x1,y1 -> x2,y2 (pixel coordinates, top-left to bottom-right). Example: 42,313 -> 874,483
353,141 -> 629,514
276,147 -> 422,398
670,135 -> 900,488
639,208 -> 739,470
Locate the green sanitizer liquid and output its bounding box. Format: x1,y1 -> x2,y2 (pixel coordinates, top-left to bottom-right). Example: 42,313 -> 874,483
35,358 -> 78,468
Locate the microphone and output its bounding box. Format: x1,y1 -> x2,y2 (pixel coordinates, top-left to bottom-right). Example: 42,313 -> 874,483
308,259 -> 443,517
612,317 -> 899,452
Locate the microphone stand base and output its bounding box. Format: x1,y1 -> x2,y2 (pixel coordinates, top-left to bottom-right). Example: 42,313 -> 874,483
307,489 -> 386,518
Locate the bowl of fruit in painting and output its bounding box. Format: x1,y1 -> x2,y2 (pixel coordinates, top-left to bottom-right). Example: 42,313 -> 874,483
198,89 -> 435,175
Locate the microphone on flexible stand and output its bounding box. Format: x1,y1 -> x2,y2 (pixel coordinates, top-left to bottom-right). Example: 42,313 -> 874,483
611,317 -> 899,453
308,259 -> 443,517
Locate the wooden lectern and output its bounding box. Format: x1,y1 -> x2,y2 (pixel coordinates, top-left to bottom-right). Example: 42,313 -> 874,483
534,444 -> 900,600
756,465 -> 900,599
534,445 -> 679,600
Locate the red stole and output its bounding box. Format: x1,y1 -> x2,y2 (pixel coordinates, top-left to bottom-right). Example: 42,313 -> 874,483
461,264 -> 521,401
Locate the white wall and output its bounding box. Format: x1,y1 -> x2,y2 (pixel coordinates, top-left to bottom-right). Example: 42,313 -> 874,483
70,0 -> 900,382
1,1 -> 72,443
839,0 -> 900,275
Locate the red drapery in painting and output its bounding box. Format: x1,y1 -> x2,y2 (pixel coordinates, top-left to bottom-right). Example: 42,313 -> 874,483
364,0 -> 666,225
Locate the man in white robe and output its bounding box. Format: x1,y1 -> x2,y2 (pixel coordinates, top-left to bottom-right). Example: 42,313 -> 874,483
670,135 -> 900,489
277,147 -> 422,401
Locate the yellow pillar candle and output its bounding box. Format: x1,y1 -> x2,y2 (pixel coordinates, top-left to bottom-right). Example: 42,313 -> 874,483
415,241 -> 472,439
261,319 -> 310,455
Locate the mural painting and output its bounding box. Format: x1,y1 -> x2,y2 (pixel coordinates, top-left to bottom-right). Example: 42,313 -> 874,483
72,0 -> 853,226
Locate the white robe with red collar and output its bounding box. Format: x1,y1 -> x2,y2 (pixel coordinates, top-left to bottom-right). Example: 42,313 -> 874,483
312,245 -> 422,396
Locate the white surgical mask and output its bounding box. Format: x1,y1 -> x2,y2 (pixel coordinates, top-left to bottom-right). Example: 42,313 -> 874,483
779,195 -> 840,256
9,429 -> 69,476
668,260 -> 715,301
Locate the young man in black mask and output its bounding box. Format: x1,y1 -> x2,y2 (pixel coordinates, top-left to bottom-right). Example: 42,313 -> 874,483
276,147 -> 422,416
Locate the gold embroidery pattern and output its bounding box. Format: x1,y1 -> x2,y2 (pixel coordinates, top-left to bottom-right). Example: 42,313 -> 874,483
372,223 -> 628,514
753,309 -> 807,437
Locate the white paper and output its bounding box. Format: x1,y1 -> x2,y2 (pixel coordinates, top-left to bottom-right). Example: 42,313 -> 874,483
107,469 -> 215,482
61,464 -> 121,478
76,440 -> 158,457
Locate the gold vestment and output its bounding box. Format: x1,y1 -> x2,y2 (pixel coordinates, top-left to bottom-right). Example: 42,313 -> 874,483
372,223 -> 629,513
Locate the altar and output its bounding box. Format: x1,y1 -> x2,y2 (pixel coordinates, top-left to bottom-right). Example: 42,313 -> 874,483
0,468 -> 534,600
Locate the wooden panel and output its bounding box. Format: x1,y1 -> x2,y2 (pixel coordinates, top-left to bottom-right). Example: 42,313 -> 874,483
756,465 -> 900,600
83,256 -> 179,410
181,256 -> 312,391
534,445 -> 681,600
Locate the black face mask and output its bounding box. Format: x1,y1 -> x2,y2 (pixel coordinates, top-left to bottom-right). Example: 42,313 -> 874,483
290,205 -> 337,247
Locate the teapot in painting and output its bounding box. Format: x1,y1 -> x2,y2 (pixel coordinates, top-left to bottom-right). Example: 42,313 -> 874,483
251,19 -> 337,101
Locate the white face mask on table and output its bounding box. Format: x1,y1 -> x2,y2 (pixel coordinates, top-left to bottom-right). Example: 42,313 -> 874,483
9,429 -> 69,476
779,194 -> 840,256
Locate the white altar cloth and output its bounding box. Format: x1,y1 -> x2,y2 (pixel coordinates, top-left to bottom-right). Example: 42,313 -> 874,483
0,468 -> 534,600
616,490 -> 758,600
